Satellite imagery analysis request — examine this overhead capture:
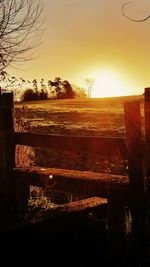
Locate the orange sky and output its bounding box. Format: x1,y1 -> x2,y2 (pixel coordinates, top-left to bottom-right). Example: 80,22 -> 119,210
9,0 -> 150,97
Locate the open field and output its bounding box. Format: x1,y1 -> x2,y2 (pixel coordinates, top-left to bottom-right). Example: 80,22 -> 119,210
15,94 -> 144,137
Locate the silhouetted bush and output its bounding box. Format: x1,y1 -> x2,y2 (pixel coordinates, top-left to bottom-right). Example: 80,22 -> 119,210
22,89 -> 38,101
22,88 -> 48,101
39,89 -> 48,100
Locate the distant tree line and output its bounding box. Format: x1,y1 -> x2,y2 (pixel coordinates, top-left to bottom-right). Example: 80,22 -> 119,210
22,77 -> 87,101
0,72 -> 88,101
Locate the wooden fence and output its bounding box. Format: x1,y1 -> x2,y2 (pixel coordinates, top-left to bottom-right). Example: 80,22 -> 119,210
0,88 -> 150,247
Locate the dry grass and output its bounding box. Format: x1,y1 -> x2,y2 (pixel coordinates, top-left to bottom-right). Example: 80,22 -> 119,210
15,95 -> 144,137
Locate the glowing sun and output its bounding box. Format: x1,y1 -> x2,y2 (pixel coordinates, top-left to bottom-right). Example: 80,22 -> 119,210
91,71 -> 131,98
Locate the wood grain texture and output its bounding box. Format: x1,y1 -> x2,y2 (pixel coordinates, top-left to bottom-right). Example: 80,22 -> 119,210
13,166 -> 128,199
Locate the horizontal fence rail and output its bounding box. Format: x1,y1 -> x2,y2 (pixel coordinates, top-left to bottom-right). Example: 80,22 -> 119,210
15,132 -> 127,157
13,166 -> 128,199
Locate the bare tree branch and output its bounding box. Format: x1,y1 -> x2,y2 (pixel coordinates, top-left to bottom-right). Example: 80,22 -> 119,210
0,0 -> 44,76
122,1 -> 150,22
84,78 -> 95,98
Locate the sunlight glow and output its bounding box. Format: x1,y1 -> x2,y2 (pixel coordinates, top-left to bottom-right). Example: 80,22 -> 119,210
91,71 -> 132,98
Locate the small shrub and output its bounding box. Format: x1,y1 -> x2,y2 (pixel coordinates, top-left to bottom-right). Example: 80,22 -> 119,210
39,89 -> 48,100
22,88 -> 48,101
22,89 -> 48,101
22,88 -> 39,101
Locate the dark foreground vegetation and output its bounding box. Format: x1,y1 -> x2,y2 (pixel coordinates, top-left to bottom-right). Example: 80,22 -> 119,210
0,208 -> 150,267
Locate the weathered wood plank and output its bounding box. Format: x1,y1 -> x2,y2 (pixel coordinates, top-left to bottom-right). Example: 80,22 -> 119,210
24,197 -> 108,227
15,132 -> 127,157
55,197 -> 107,213
124,101 -> 147,247
144,87 -> 150,236
13,166 -> 128,199
0,93 -> 29,217
0,93 -> 15,205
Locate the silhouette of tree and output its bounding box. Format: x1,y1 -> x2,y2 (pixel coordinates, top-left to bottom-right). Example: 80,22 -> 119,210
32,79 -> 38,94
40,78 -> 46,91
72,84 -> 87,98
48,77 -> 75,99
48,80 -> 56,98
0,0 -> 43,77
54,77 -> 62,98
122,1 -> 150,22
62,80 -> 75,99
39,78 -> 48,99
48,77 -> 61,99
84,78 -> 95,98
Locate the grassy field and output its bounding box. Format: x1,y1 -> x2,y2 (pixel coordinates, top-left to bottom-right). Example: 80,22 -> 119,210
15,94 -> 144,137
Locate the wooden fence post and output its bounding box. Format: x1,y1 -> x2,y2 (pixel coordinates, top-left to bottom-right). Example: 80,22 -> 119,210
0,92 -> 15,212
107,186 -> 127,251
0,92 -> 29,219
144,88 -> 150,238
124,101 -> 147,248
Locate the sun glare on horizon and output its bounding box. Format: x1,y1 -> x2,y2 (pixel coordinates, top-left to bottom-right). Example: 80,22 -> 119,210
90,71 -> 132,98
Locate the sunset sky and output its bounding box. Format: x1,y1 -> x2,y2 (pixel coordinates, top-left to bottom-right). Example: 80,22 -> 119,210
10,0 -> 150,97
